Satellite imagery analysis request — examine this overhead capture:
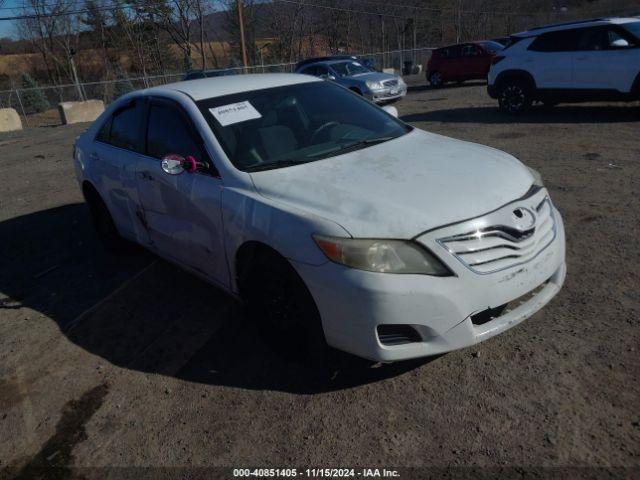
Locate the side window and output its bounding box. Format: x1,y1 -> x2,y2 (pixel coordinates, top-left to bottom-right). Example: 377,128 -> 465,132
462,45 -> 479,56
301,66 -> 317,76
109,101 -> 145,152
606,27 -> 635,48
146,102 -> 206,163
95,116 -> 111,143
449,46 -> 462,58
577,27 -> 609,51
529,29 -> 580,52
316,65 -> 330,77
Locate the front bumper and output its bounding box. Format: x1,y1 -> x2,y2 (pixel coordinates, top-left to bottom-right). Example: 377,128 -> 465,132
366,85 -> 408,103
293,196 -> 566,362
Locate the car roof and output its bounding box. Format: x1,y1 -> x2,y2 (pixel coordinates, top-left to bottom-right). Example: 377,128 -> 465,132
295,55 -> 357,70
513,16 -> 639,37
144,73 -> 321,101
436,41 -> 485,50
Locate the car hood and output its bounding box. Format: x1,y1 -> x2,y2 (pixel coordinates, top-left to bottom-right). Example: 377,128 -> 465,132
250,129 -> 535,238
350,71 -> 399,82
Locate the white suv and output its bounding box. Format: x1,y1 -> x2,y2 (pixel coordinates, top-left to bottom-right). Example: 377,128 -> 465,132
488,17 -> 640,113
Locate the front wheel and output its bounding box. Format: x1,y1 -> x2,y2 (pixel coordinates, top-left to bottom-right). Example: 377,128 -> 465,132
498,79 -> 532,114
240,249 -> 328,365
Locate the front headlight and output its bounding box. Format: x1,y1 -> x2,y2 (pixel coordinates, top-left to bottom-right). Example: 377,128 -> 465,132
365,80 -> 384,90
313,235 -> 452,275
527,166 -> 544,187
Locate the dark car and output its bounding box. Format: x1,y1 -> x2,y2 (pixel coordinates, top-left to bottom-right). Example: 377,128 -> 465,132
491,37 -> 511,46
426,41 -> 503,87
294,55 -> 369,72
183,68 -> 237,81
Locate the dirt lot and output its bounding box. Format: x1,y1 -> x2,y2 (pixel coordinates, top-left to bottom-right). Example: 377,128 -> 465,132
1,77 -> 639,478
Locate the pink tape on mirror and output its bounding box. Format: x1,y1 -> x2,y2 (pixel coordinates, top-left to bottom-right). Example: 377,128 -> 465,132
184,155 -> 197,173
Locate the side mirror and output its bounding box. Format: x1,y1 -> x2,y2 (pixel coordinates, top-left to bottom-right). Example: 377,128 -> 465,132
161,154 -> 198,175
610,38 -> 629,48
382,105 -> 399,118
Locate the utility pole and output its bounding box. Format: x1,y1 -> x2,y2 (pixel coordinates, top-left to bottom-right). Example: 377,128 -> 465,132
69,48 -> 85,101
237,0 -> 249,73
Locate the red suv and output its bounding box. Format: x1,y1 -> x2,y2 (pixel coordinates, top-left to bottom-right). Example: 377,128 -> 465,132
426,41 -> 504,87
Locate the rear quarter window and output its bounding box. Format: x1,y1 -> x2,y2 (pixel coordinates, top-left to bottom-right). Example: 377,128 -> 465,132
528,29 -> 581,52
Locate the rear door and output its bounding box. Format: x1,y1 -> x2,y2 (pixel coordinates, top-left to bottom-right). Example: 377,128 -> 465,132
573,25 -> 639,92
91,98 -> 149,243
526,29 -> 579,88
136,96 -> 229,287
441,45 -> 463,80
461,44 -> 487,79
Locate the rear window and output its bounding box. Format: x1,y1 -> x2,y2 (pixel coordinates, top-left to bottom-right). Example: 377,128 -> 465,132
528,29 -> 581,52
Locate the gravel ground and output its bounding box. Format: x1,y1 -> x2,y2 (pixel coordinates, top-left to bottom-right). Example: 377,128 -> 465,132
0,77 -> 639,478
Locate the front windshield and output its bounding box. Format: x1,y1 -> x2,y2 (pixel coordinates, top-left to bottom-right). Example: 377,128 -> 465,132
197,81 -> 411,172
330,61 -> 371,77
622,21 -> 640,41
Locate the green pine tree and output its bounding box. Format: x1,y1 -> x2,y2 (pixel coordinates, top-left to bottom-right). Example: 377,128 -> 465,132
20,74 -> 50,113
113,71 -> 134,100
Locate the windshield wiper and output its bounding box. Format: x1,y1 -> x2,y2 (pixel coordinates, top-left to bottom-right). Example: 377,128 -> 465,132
338,135 -> 398,153
244,159 -> 312,172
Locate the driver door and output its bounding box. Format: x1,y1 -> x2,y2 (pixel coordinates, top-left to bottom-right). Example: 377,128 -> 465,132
136,97 -> 229,287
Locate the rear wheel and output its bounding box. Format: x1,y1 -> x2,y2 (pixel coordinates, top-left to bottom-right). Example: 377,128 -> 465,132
239,249 -> 328,365
498,78 -> 532,114
428,71 -> 443,88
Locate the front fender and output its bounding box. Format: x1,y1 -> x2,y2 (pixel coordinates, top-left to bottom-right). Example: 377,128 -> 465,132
221,187 -> 350,293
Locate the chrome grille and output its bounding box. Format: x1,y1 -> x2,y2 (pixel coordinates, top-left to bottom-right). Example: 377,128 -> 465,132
437,197 -> 556,274
383,79 -> 398,87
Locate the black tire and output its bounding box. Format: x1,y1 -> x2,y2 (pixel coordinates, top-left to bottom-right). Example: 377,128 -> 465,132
239,249 -> 328,365
498,78 -> 532,114
85,190 -> 130,251
428,71 -> 444,88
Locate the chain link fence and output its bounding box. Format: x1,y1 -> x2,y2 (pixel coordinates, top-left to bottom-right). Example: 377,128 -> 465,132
0,47 -> 434,127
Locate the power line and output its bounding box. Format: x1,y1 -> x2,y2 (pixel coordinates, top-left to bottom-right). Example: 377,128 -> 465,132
284,0 -> 636,18
1,0 -> 636,21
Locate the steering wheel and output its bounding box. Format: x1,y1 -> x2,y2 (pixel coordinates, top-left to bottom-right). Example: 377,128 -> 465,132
310,121 -> 339,144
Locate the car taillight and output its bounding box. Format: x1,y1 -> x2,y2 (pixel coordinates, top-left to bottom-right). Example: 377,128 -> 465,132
492,55 -> 506,65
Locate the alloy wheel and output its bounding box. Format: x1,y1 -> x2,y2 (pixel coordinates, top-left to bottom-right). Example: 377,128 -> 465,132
500,85 -> 526,113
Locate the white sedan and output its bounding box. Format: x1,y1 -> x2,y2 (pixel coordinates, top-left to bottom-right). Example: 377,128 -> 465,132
73,74 -> 566,362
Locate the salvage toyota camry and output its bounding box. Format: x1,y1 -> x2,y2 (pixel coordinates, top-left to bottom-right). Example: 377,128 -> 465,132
73,74 -> 566,362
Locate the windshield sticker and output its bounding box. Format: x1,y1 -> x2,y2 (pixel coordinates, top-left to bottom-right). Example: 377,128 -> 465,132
209,101 -> 262,126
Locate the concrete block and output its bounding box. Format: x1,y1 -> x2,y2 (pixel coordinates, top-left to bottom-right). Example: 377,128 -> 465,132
0,108 -> 23,132
58,100 -> 105,125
